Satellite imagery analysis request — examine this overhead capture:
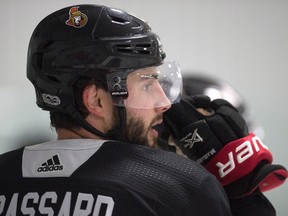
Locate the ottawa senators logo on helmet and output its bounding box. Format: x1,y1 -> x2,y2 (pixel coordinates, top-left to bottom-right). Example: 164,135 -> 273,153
65,7 -> 88,28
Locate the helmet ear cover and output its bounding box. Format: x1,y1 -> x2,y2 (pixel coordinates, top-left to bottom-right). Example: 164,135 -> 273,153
49,76 -> 108,130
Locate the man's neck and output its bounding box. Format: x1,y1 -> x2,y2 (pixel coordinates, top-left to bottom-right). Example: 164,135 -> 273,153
57,128 -> 102,140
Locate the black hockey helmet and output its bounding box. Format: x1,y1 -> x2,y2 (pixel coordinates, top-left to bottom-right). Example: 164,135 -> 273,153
27,4 -> 182,138
27,4 -> 168,111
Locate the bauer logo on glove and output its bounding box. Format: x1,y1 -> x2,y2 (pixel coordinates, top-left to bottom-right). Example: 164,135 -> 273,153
162,95 -> 288,198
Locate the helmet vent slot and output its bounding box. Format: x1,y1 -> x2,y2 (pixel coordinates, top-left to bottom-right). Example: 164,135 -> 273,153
47,75 -> 60,83
113,43 -> 152,55
108,15 -> 129,25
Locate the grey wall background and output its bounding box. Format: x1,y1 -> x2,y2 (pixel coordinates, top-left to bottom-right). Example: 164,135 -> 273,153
1,0 -> 287,215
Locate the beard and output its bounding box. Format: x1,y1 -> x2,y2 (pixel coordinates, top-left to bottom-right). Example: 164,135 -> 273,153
106,107 -> 158,146
120,117 -> 149,146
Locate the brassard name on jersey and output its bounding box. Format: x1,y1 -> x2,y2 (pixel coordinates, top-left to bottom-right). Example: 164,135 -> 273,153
0,191 -> 114,215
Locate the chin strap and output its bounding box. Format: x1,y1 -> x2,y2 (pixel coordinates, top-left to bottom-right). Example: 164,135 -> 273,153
65,104 -> 126,140
103,106 -> 127,140
66,104 -> 108,138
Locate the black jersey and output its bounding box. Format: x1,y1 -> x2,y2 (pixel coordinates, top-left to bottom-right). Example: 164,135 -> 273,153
0,139 -> 232,216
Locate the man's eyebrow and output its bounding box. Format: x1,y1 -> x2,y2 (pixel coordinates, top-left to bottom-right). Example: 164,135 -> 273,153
140,74 -> 159,80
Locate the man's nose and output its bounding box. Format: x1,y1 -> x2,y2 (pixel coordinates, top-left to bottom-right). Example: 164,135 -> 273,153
155,101 -> 171,113
154,86 -> 172,113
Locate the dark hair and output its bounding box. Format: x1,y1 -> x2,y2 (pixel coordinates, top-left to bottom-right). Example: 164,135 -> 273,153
50,77 -> 108,130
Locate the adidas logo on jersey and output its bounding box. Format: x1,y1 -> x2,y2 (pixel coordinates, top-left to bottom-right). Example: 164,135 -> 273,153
37,154 -> 64,173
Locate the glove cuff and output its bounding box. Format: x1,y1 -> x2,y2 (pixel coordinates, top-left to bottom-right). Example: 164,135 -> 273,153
205,133 -> 273,186
224,162 -> 288,198
256,163 -> 288,192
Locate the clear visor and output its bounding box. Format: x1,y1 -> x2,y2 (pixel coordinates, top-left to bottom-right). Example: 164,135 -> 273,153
107,61 -> 183,109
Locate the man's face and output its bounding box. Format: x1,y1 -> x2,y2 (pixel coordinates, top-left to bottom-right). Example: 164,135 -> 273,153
116,67 -> 172,146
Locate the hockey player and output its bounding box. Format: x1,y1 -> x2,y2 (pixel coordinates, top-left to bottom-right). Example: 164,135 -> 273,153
0,4 -> 233,216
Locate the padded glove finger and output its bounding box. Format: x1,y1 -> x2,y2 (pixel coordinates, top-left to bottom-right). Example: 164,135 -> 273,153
163,97 -> 248,165
163,96 -> 224,163
209,99 -> 248,139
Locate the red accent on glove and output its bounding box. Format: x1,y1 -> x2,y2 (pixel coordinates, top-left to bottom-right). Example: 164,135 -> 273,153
205,133 -> 272,186
258,166 -> 288,192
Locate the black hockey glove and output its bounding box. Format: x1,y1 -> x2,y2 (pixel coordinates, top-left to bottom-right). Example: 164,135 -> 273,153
162,95 -> 288,198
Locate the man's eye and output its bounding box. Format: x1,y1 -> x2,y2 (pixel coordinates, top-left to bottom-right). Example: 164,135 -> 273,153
143,83 -> 153,91
160,80 -> 172,90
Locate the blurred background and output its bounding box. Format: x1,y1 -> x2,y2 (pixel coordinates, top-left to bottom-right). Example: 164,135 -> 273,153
1,0 -> 287,215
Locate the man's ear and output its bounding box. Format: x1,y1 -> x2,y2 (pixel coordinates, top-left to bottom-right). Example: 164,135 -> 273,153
82,85 -> 105,116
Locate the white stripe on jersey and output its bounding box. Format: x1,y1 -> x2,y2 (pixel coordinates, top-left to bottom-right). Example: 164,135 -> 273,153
22,139 -> 106,178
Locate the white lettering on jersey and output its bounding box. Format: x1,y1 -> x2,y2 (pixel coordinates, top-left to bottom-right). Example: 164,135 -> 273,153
21,192 -> 39,215
39,192 -> 57,216
6,193 -> 19,215
93,195 -> 115,216
216,136 -> 268,178
0,192 -> 114,216
58,192 -> 71,215
73,193 -> 94,216
0,195 -> 5,214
